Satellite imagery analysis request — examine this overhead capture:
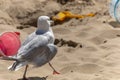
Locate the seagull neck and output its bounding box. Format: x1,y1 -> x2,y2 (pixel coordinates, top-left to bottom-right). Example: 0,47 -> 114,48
36,29 -> 48,34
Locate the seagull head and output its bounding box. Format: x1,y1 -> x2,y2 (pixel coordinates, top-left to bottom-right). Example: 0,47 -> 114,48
37,16 -> 53,34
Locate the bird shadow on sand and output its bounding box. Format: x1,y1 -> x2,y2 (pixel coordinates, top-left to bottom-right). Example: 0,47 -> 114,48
18,76 -> 48,80
109,21 -> 120,28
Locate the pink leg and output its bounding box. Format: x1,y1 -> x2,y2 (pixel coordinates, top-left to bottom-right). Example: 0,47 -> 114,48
48,62 -> 60,75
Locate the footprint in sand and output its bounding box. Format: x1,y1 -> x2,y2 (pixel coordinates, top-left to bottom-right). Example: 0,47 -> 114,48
83,46 -> 98,52
53,27 -> 71,35
78,63 -> 103,74
76,31 -> 90,39
93,77 -> 109,80
100,44 -> 120,50
99,30 -> 120,39
89,36 -> 107,45
76,27 -> 97,39
79,57 -> 99,63
60,63 -> 103,74
89,29 -> 120,45
57,55 -> 69,62
109,21 -> 120,28
64,47 -> 76,53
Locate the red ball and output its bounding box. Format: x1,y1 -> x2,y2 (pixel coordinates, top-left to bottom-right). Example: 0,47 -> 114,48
0,32 -> 21,56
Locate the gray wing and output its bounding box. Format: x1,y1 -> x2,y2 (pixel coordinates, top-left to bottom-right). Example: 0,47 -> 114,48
16,35 -> 49,61
22,32 -> 36,46
32,44 -> 57,67
47,44 -> 57,61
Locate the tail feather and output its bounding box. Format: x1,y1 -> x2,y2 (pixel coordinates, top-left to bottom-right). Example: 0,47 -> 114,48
8,61 -> 28,71
0,56 -> 17,61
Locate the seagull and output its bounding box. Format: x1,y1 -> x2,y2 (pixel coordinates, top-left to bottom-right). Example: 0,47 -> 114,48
0,16 -> 59,80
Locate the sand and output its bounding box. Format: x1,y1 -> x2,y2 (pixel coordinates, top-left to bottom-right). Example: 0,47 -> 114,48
0,0 -> 120,80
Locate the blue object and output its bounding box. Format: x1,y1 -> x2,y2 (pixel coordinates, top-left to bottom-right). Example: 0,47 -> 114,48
109,0 -> 120,22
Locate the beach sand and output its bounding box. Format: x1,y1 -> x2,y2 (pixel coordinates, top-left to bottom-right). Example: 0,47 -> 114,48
0,0 -> 120,80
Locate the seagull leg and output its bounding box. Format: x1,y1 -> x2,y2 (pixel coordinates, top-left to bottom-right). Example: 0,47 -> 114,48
22,65 -> 29,80
48,62 -> 60,75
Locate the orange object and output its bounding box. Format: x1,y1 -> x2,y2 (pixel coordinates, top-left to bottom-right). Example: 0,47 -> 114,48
52,11 -> 95,22
0,32 -> 21,56
52,12 -> 66,21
